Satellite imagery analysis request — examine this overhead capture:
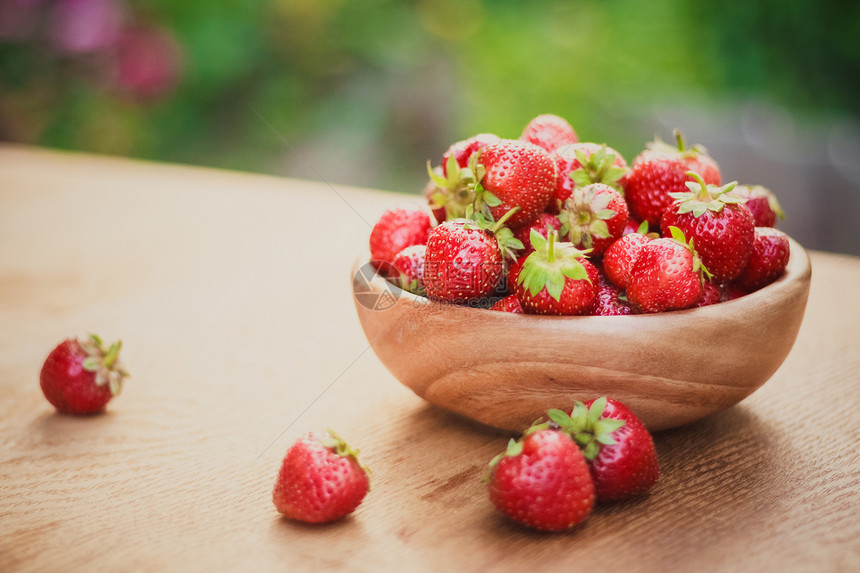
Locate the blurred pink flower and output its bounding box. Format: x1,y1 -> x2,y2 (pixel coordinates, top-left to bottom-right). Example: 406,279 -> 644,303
49,0 -> 124,54
111,24 -> 182,101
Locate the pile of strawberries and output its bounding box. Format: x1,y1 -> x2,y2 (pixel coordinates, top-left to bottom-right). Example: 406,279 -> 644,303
369,114 -> 789,315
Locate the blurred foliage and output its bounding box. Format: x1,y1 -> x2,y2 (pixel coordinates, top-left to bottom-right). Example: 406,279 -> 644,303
1,0 -> 858,192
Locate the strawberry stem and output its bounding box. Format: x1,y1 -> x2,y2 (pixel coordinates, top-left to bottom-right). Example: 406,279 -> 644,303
674,128 -> 686,152
548,230 -> 556,263
491,206 -> 521,233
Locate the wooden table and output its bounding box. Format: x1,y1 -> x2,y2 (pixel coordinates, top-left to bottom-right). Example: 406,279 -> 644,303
1,145 -> 859,572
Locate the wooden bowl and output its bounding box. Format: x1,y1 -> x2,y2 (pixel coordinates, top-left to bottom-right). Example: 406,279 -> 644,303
351,238 -> 811,432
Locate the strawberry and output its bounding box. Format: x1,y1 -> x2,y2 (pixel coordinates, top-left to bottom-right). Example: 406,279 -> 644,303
696,280 -> 723,307
391,244 -> 427,295
478,139 -> 557,228
427,134 -> 501,221
729,184 -> 785,228
661,173 -> 755,282
424,210 -> 522,303
491,294 -> 523,313
515,230 -> 598,315
624,130 -> 721,226
40,334 -> 129,415
550,397 -> 659,501
513,213 -> 561,254
487,427 -> 594,531
626,227 -> 708,313
552,143 -> 628,211
734,227 -> 791,292
369,209 -> 432,275
558,183 -> 629,255
594,279 -> 632,316
272,430 -> 370,524
520,114 -> 578,153
603,226 -> 653,290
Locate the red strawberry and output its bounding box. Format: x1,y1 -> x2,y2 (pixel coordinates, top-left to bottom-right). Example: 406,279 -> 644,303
594,280 -> 632,316
487,427 -> 594,531
622,216 -> 645,235
661,174 -> 755,282
558,183 -> 629,255
391,244 -> 427,295
550,397 -> 659,501
478,139 -> 557,228
634,129 -> 722,186
552,143 -> 628,211
427,134 -> 501,221
424,211 -> 522,303
272,430 -> 370,524
515,230 -> 598,315
603,230 -> 653,290
40,334 -> 129,415
626,227 -> 708,313
513,213 -> 561,254
491,294 -> 523,313
734,227 -> 791,292
729,184 -> 785,228
697,280 -> 723,307
369,209 -> 432,275
624,130 -> 721,226
520,114 -> 578,153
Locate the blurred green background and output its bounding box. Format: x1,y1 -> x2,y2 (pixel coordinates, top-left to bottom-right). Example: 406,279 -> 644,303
2,0 -> 859,253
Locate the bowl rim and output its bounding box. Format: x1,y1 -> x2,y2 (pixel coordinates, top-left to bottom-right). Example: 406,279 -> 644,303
353,236 -> 811,321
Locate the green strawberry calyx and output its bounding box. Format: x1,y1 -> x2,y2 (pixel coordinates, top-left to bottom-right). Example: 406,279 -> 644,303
546,398 -> 626,461
647,128 -> 709,160
569,145 -> 627,193
666,225 -> 713,283
517,229 -> 591,302
669,171 -> 741,218
427,150 -> 487,220
321,428 -> 372,482
463,205 -> 524,261
558,184 -> 617,249
80,334 -> 129,396
731,184 -> 786,221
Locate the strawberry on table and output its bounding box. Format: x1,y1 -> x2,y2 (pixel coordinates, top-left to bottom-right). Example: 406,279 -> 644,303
273,430 -> 370,524
734,227 -> 791,292
40,334 -> 129,415
626,226 -> 709,313
551,397 -> 659,501
558,182 -> 629,255
515,230 -> 598,315
520,113 -> 578,153
478,139 -> 557,229
369,209 -> 432,275
487,426 -> 594,532
661,173 -> 755,283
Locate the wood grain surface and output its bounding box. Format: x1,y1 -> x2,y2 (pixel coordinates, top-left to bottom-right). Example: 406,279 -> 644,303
1,145 -> 859,572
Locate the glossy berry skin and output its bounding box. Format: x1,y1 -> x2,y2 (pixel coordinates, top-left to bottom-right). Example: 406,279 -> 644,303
514,213 -> 561,254
603,233 -> 652,290
730,185 -> 782,227
661,202 -> 755,283
488,429 -> 595,532
622,156 -> 690,227
491,294 -> 523,313
697,280 -> 723,307
594,281 -> 632,316
582,398 -> 659,501
424,219 -> 504,302
479,140 -> 557,229
440,133 -> 500,177
273,432 -> 369,524
369,209 -> 432,275
520,114 -> 578,153
734,227 -> 791,292
391,244 -> 426,294
40,339 -> 113,414
634,147 -> 722,187
552,142 -> 627,212
627,238 -> 703,313
516,258 -> 598,315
